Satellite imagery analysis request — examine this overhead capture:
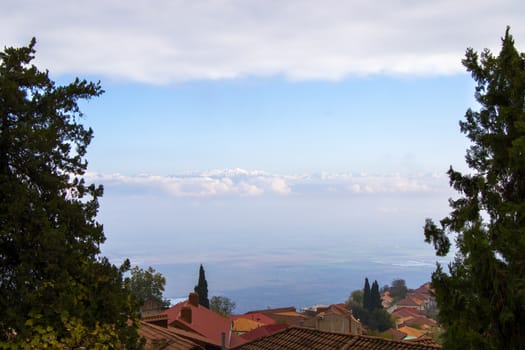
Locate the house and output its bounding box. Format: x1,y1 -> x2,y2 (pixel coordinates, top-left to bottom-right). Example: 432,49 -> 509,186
138,321 -> 204,350
231,318 -> 267,335
381,291 -> 394,309
238,324 -> 289,343
162,292 -> 242,349
245,307 -> 307,326
302,304 -> 363,335
140,298 -> 164,318
232,326 -> 441,349
230,312 -> 277,335
394,296 -> 426,311
397,326 -> 428,340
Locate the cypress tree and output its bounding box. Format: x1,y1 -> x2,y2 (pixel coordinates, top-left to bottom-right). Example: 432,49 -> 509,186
370,280 -> 382,310
363,278 -> 371,311
194,264 -> 210,308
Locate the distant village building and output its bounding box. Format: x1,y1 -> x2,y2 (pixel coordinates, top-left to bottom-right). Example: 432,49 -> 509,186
302,304 -> 364,335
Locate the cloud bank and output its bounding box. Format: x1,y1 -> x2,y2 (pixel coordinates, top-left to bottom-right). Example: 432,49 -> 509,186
85,168 -> 451,198
3,0 -> 524,83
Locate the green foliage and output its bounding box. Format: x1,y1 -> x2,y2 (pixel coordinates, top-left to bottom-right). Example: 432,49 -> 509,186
370,280 -> 382,310
346,289 -> 363,306
0,39 -> 141,348
194,264 -> 210,308
1,314 -> 144,349
210,296 -> 236,317
362,278 -> 382,312
347,279 -> 392,332
388,279 -> 408,302
128,266 -> 170,309
363,278 -> 371,311
424,27 -> 525,349
348,303 -> 393,333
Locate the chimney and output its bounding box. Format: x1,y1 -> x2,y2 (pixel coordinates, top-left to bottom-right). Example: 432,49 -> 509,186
189,292 -> 199,307
181,306 -> 192,324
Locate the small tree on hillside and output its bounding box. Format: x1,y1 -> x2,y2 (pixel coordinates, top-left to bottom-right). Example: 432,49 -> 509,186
348,279 -> 393,332
210,296 -> 236,317
194,264 -> 210,308
128,266 -> 170,309
389,279 -> 408,302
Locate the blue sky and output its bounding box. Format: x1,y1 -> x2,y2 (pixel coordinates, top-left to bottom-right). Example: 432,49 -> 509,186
3,0 -> 525,303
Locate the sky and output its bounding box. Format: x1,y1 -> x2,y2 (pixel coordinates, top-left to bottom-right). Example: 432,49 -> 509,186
3,0 -> 525,307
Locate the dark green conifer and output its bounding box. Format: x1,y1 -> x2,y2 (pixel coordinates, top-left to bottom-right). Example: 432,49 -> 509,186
363,278 -> 371,311
194,264 -> 210,308
0,39 -> 141,348
370,280 -> 382,310
424,27 -> 525,349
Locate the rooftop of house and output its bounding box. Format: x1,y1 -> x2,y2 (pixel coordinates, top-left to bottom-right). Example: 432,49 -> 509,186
232,326 -> 441,350
392,307 -> 424,317
245,306 -> 297,314
397,326 -> 428,339
232,318 -> 267,333
397,297 -> 424,307
238,324 -> 289,343
164,292 -> 241,348
230,313 -> 276,326
138,321 -> 204,350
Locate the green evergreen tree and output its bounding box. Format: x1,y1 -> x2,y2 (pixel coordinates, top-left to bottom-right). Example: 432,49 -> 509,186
370,280 -> 382,310
363,277 -> 371,311
0,39 -> 141,348
194,264 -> 210,308
424,27 -> 525,349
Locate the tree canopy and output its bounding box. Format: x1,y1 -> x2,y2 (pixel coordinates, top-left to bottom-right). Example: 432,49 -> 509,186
0,39 -> 141,348
424,27 -> 525,349
347,278 -> 393,332
388,279 -> 408,302
128,266 -> 170,309
210,296 -> 236,317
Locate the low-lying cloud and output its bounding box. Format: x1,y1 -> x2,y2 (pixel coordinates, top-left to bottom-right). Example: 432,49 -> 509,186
85,168 -> 450,198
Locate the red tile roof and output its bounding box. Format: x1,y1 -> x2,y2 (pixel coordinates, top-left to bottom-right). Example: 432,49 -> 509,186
397,297 -> 423,307
232,326 -> 441,350
406,336 -> 441,347
392,307 -> 423,317
165,294 -> 241,348
138,321 -> 204,350
230,313 -> 277,326
239,324 -> 289,343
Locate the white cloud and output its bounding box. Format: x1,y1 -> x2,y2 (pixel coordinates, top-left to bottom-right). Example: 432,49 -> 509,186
2,0 -> 524,83
85,168 -> 451,198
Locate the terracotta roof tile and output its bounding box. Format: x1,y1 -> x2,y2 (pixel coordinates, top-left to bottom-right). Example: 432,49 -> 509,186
406,337 -> 441,347
230,313 -> 276,326
397,326 -> 427,338
165,297 -> 241,347
138,321 -> 204,350
232,326 -> 441,350
239,324 -> 289,343
233,318 -> 267,333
